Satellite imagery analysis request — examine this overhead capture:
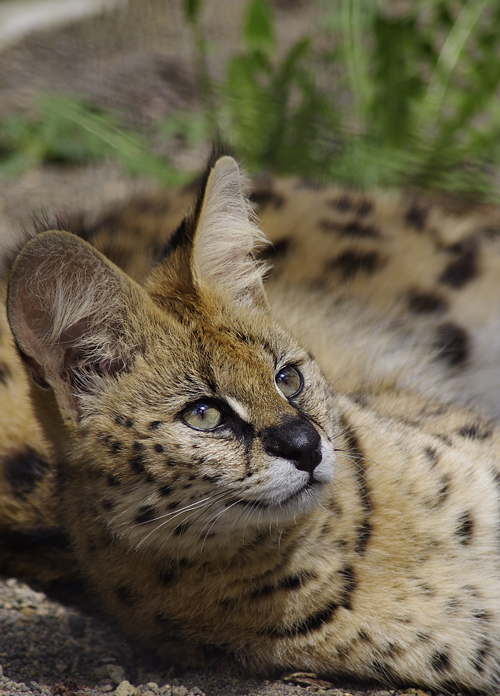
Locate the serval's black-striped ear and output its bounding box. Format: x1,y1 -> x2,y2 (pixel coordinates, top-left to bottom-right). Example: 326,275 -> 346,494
155,154 -> 269,308
190,155 -> 269,305
7,230 -> 148,422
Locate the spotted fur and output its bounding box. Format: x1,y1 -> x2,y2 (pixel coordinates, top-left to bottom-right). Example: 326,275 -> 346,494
2,152 -> 500,691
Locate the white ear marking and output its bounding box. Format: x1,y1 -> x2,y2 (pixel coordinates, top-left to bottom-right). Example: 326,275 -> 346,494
192,156 -> 269,305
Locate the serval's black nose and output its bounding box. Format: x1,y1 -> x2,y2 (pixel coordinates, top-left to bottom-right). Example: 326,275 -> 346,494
263,417 -> 322,473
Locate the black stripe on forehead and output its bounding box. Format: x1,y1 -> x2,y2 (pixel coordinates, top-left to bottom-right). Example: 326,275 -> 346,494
182,329 -> 277,397
232,330 -> 279,361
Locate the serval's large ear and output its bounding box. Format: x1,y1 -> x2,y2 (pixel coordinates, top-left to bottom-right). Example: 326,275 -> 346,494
154,155 -> 269,308
7,230 -> 148,422
190,156 -> 268,306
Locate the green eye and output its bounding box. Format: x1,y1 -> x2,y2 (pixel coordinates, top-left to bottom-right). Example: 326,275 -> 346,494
181,402 -> 223,430
275,365 -> 303,398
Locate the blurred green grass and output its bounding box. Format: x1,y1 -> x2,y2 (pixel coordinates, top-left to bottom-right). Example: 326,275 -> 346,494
2,0 -> 500,199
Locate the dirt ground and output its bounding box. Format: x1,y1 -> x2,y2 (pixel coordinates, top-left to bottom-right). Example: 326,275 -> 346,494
0,2 -> 453,695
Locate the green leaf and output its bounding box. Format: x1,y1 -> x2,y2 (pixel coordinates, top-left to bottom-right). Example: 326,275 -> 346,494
184,0 -> 203,24
278,38 -> 311,84
419,0 -> 490,132
371,14 -> 425,147
244,0 -> 274,53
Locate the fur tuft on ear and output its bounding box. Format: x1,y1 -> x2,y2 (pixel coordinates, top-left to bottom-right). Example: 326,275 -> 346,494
7,231 -> 145,421
191,156 -> 269,306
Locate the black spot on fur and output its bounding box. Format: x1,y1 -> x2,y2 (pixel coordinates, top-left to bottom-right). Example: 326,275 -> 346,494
159,485 -> 173,496
456,511 -> 474,544
328,251 -> 385,280
174,523 -> 190,536
107,475 -> 121,486
149,421 -> 163,430
154,443 -> 164,453
349,391 -> 369,408
458,424 -> 492,440
474,610 -> 492,622
296,178 -> 326,190
435,323 -> 470,368
280,571 -> 317,591
439,236 -> 479,289
129,454 -> 145,474
338,565 -> 357,609
326,197 -> 373,216
249,189 -> 285,209
115,584 -> 139,605
381,642 -> 400,658
341,419 -> 371,513
320,220 -> 380,238
167,501 -> 180,510
446,597 -> 460,613
251,571 -> 317,598
177,557 -> 194,569
0,362 -> 12,385
3,447 -> 50,499
434,432 -> 452,447
328,194 -> 353,212
234,332 -> 250,345
203,474 -> 222,484
474,640 -> 492,673
341,221 -> 380,238
102,498 -> 115,511
270,600 -> 340,637
357,200 -> 373,216
424,447 -> 439,466
326,496 -> 342,516
260,238 -> 291,261
405,203 -> 428,231
355,520 -> 372,555
110,441 -> 122,454
407,289 -> 448,314
125,418 -> 133,428
368,660 -> 392,679
417,581 -> 435,597
319,522 -> 332,538
492,469 -> 500,493
159,568 -> 175,585
434,473 -> 451,508
135,504 -> 156,524
431,650 -> 451,672
480,225 -> 500,240
463,584 -> 480,598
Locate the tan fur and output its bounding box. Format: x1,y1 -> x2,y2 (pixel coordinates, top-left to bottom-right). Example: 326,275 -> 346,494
2,156 -> 500,691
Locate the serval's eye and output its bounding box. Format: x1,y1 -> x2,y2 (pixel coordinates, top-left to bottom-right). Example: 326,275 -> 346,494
275,365 -> 303,398
181,402 -> 224,431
